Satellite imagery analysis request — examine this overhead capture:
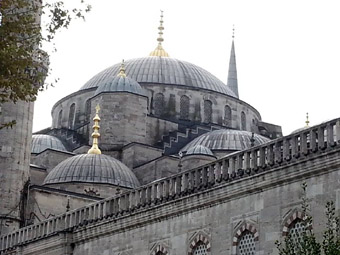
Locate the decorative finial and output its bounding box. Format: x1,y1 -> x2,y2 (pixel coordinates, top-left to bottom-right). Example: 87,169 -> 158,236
232,24 -> 235,39
305,112 -> 310,127
117,59 -> 126,77
149,10 -> 170,57
87,104 -> 102,155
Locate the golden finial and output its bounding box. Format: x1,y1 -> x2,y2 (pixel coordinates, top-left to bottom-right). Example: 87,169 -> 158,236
149,10 -> 170,57
305,112 -> 310,127
117,59 -> 126,77
88,104 -> 102,155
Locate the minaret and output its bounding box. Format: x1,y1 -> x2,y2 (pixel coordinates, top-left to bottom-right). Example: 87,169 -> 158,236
227,26 -> 239,98
149,10 -> 170,57
88,104 -> 102,155
0,1 -> 45,235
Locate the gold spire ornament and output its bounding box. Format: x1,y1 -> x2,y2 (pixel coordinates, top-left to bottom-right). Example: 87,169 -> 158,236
305,112 -> 310,127
88,104 -> 102,155
117,59 -> 126,77
149,10 -> 170,57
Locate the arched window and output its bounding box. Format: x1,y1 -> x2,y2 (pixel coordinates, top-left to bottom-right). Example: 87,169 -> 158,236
289,219 -> 305,245
58,109 -> 63,128
180,95 -> 190,120
241,111 -> 246,130
85,100 -> 91,122
237,230 -> 256,255
193,241 -> 208,255
204,100 -> 212,123
68,103 -> 76,129
232,222 -> 258,255
224,105 -> 232,126
154,93 -> 165,116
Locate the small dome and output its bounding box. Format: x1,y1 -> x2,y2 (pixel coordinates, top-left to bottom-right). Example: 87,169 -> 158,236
185,145 -> 215,157
94,75 -> 144,96
43,154 -> 140,189
31,134 -> 67,153
181,129 -> 270,152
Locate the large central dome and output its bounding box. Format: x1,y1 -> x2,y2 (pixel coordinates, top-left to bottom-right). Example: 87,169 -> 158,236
80,57 -> 237,97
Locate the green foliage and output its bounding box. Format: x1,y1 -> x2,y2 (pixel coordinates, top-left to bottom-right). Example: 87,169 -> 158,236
0,0 -> 90,128
276,182 -> 340,255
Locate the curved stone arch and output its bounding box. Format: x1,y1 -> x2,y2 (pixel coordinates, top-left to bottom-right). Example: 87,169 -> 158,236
188,232 -> 211,255
150,244 -> 169,255
282,210 -> 306,236
232,222 -> 258,255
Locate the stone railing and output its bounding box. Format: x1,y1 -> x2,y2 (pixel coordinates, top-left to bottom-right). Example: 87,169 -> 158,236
1,118 -> 340,252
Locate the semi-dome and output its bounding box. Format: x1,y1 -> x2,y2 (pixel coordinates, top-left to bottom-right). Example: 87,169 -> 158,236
80,57 -> 237,97
43,154 -> 140,189
95,69 -> 145,96
181,129 -> 270,152
184,145 -> 215,157
31,134 -> 67,153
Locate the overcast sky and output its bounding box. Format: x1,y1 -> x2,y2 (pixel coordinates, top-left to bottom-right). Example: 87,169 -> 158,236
33,0 -> 340,135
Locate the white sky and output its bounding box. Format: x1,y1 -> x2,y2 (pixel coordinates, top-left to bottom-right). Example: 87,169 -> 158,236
33,0 -> 340,135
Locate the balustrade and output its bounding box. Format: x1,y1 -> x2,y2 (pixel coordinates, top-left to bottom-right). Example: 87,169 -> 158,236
2,119 -> 340,252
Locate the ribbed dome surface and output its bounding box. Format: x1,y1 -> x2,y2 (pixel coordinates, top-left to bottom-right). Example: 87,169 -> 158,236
181,129 -> 270,152
185,145 -> 215,157
80,57 -> 237,97
44,154 -> 140,189
95,75 -> 145,96
31,134 -> 67,153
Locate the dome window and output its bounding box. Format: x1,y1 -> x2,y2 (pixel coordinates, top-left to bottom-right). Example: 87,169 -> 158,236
180,95 -> 190,120
154,93 -> 165,116
204,100 -> 212,123
224,105 -> 232,126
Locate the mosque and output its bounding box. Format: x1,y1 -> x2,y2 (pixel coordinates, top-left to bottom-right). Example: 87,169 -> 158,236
1,11 -> 340,255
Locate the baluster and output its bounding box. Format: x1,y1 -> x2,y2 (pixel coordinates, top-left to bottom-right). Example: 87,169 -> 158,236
309,129 -> 317,152
318,126 -> 326,150
336,120 -> 340,144
228,157 -> 236,177
300,132 -> 308,155
222,159 -> 229,180
158,182 -> 164,200
215,161 -> 222,182
291,135 -> 299,158
327,123 -> 335,147
208,164 -> 215,184
182,173 -> 188,193
244,151 -> 250,172
274,141 -> 282,163
164,179 -> 170,199
268,143 -> 274,165
282,138 -> 290,161
201,167 -> 208,187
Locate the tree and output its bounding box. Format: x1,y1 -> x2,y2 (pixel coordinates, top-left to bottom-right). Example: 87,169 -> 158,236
276,183 -> 340,255
0,0 -> 91,128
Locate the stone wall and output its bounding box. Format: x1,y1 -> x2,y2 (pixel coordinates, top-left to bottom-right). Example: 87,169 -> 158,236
91,92 -> 148,150
181,154 -> 216,171
121,143 -> 163,169
133,156 -> 179,185
31,149 -> 74,175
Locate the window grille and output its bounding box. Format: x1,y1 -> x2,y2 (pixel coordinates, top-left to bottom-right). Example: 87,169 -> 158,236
241,111 -> 246,130
193,241 -> 208,255
180,95 -> 190,120
224,105 -> 232,126
154,93 -> 165,116
68,103 -> 76,129
237,231 -> 255,255
289,219 -> 305,245
204,100 -> 212,123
